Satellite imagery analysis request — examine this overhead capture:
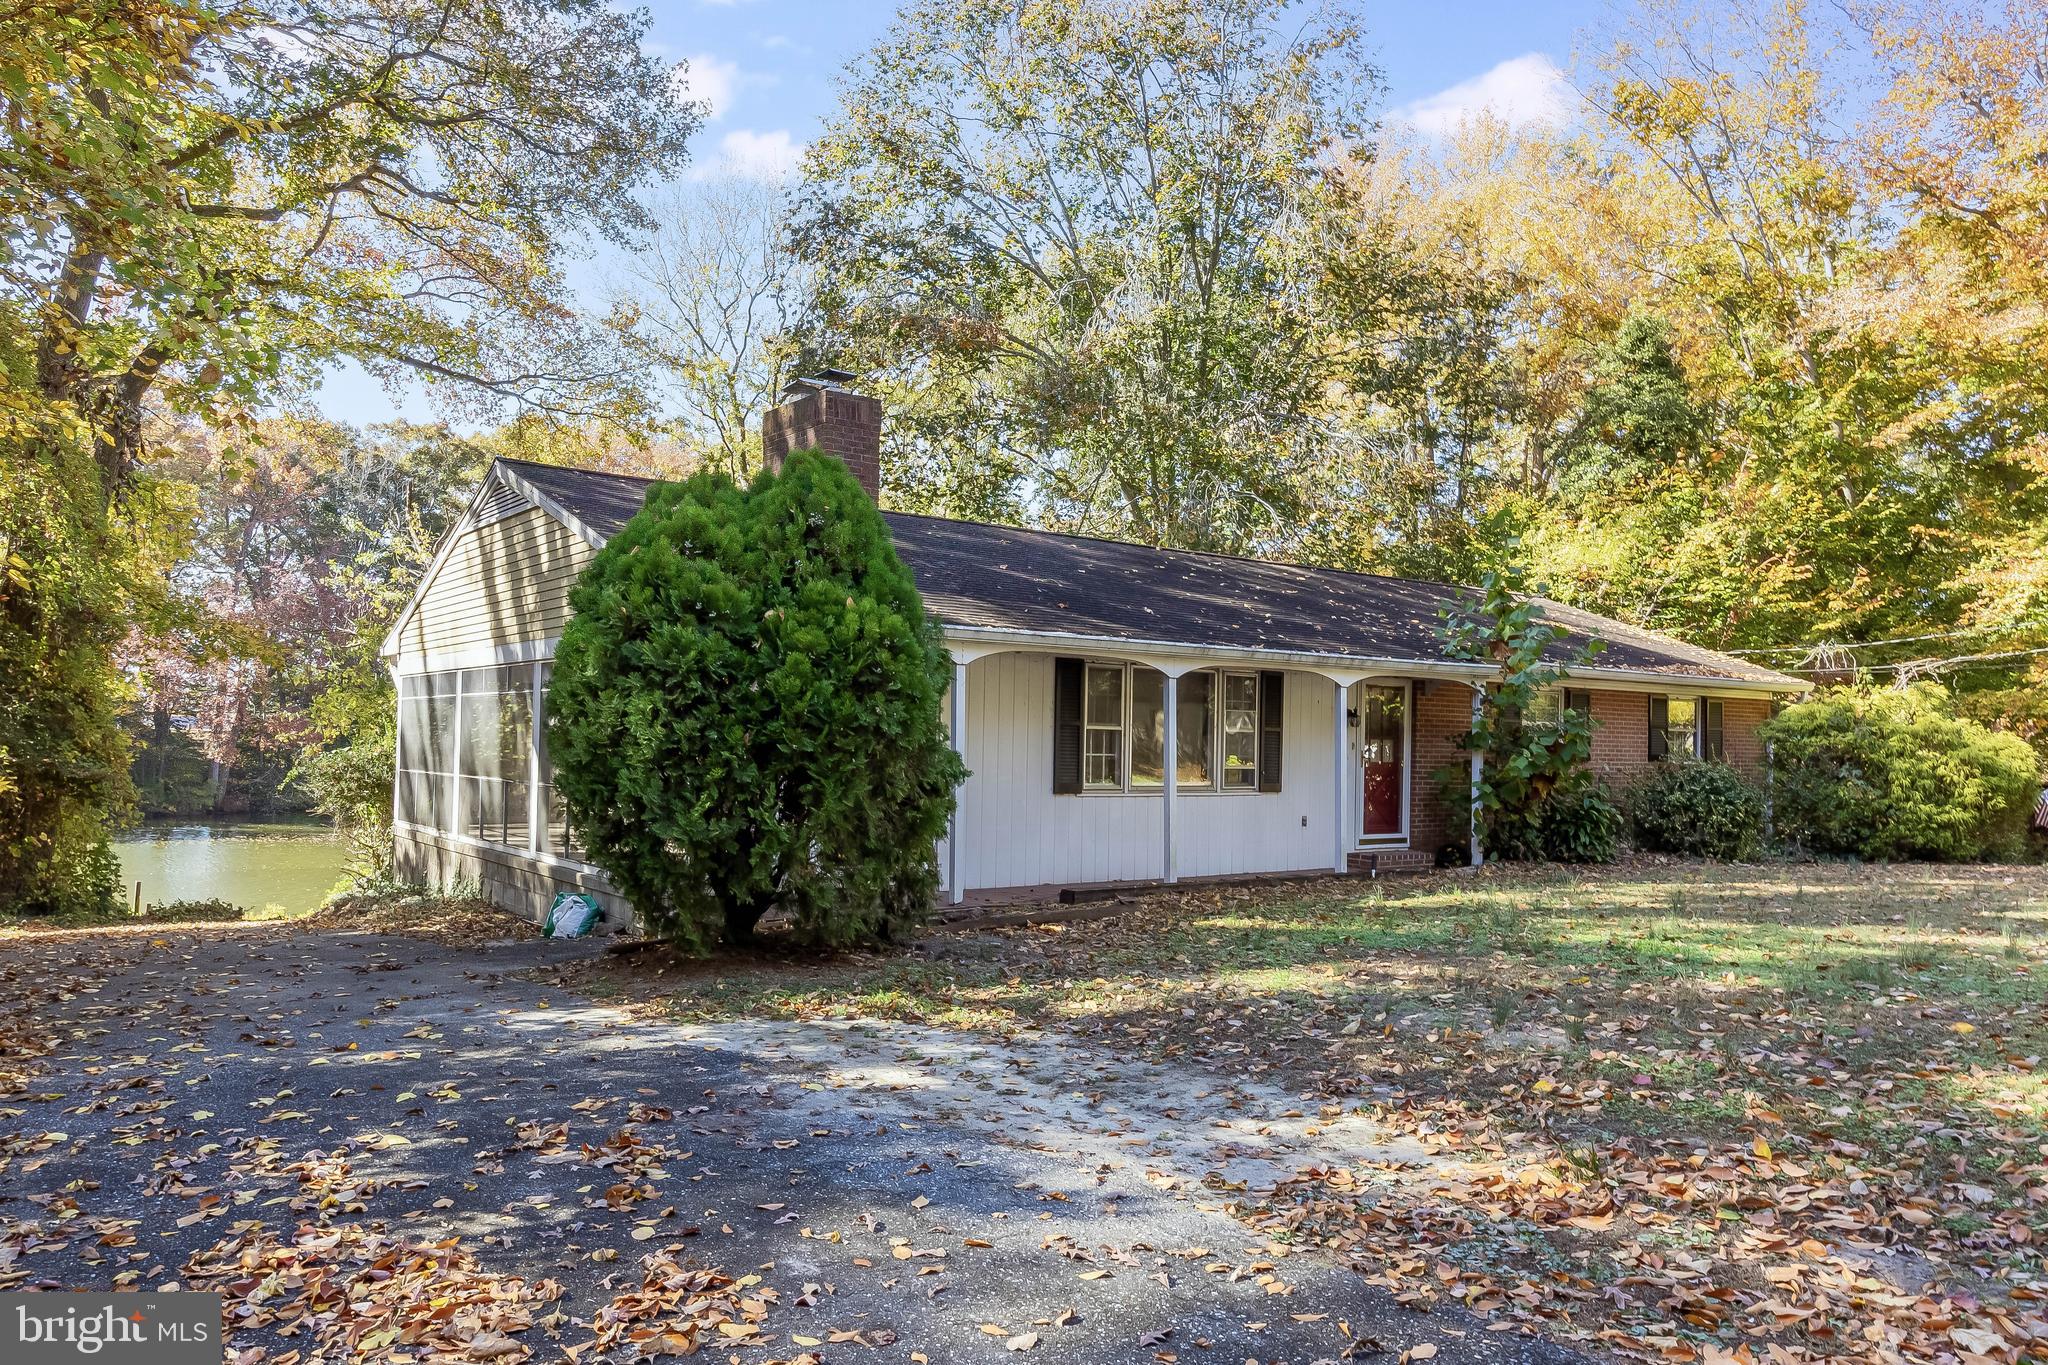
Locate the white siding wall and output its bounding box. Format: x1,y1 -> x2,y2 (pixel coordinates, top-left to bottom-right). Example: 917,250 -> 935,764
956,652 -> 1338,892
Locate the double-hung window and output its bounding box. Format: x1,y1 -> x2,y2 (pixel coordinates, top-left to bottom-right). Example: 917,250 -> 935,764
1649,695 -> 1722,760
1220,673 -> 1260,788
1526,687 -> 1593,734
1083,664 -> 1125,790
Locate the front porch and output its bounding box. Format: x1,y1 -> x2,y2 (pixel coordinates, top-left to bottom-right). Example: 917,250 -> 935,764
939,642 -> 1481,904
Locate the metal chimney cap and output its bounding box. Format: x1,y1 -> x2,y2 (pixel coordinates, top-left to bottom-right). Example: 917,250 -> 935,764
783,368 -> 858,397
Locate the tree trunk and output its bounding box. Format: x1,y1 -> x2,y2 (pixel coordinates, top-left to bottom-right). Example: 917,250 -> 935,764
722,894 -> 769,947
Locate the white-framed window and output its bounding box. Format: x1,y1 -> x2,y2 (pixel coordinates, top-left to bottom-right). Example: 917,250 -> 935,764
1083,663 -> 1125,789
1650,694 -> 1722,761
1526,687 -> 1592,733
1130,668 -> 1165,788
1076,663 -> 1263,794
1666,697 -> 1700,757
1175,670 -> 1215,786
1221,672 -> 1259,788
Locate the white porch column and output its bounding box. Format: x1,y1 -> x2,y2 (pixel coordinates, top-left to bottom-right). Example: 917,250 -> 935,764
1331,678 -> 1348,873
1140,659 -> 1205,886
1162,677 -> 1179,883
1468,686 -> 1485,867
948,658 -> 969,904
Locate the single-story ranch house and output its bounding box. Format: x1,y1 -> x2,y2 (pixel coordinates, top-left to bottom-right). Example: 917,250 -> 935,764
381,376 -> 1807,925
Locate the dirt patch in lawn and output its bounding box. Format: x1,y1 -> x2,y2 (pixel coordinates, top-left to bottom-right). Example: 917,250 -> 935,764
559,859 -> 2048,1364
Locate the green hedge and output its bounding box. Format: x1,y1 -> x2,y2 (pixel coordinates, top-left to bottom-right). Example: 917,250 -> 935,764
1761,684 -> 2040,862
1628,760 -> 1764,860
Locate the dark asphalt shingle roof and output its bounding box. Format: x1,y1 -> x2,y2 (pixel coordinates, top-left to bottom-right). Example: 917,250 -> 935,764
499,458 -> 1799,688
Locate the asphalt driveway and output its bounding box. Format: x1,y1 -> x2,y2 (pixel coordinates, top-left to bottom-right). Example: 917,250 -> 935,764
0,925 -> 1584,1364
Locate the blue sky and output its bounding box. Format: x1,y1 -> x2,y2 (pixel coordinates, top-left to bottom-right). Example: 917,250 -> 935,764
313,0 -> 1606,426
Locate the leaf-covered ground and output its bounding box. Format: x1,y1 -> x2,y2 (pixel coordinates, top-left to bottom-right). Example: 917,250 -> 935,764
571,860 -> 2048,1365
0,914 -> 1573,1365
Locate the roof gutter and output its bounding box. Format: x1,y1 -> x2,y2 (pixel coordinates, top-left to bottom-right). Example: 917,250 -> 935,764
936,623 -> 1810,697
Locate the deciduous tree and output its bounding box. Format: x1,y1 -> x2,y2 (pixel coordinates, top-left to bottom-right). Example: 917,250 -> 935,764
794,0 -> 1376,551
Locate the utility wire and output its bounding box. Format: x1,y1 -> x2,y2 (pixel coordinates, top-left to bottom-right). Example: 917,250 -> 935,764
1728,619 -> 2048,657
1777,643 -> 2048,676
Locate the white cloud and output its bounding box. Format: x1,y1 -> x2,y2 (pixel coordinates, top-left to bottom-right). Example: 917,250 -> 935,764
711,129 -> 805,181
1393,53 -> 1575,136
672,53 -> 740,120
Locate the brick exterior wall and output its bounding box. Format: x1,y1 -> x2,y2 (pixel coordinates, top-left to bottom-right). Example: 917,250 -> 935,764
1720,697 -> 1771,775
1587,689 -> 1655,789
761,384 -> 883,499
1406,685 -> 1773,855
1409,681 -> 1474,855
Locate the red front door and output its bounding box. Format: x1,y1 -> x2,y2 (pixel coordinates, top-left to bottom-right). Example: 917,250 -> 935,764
1360,686 -> 1406,837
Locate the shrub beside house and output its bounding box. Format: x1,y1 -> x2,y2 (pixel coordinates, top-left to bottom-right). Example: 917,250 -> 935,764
1762,684 -> 2041,862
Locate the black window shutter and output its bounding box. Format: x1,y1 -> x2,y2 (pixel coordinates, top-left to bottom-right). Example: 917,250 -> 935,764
1052,657 -> 1084,794
1704,699 -> 1726,760
1258,671 -> 1285,792
1565,688 -> 1591,718
1648,695 -> 1670,760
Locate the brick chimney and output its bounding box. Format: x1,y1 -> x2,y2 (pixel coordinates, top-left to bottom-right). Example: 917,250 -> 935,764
760,369 -> 882,499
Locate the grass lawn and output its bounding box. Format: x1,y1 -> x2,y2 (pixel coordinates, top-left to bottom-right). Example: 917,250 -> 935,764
573,858 -> 2048,1365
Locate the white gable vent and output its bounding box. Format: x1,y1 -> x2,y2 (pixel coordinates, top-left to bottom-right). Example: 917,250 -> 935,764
472,476 -> 533,527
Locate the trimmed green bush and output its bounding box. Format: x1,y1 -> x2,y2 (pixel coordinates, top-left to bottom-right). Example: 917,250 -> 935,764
1628,760 -> 1765,860
1531,785 -> 1624,863
1762,684 -> 2040,862
547,450 -> 965,955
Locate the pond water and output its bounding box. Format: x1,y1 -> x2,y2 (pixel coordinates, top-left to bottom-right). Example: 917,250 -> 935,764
113,819 -> 348,917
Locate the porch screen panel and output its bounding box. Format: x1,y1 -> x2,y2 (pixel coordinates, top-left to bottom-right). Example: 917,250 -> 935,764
1130,669 -> 1166,787
457,665 -> 533,848
1175,671 -> 1214,785
536,663 -> 587,861
397,672 -> 458,833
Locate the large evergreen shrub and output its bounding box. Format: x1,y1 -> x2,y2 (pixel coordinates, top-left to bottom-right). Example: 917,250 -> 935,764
546,450 -> 964,953
1628,761 -> 1765,860
1762,685 -> 2040,862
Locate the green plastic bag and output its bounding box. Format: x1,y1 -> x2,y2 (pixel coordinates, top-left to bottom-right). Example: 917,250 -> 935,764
544,892 -> 600,938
